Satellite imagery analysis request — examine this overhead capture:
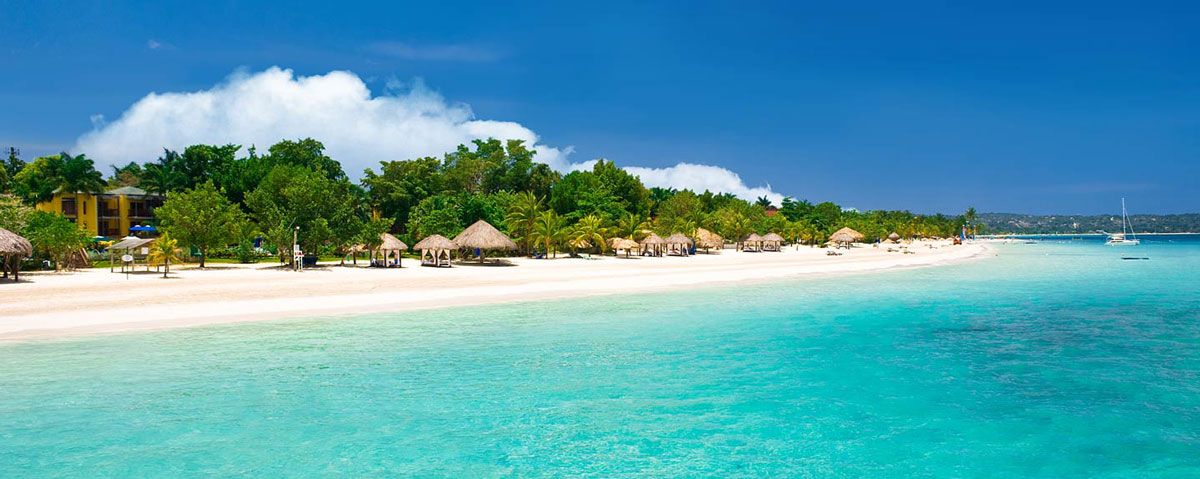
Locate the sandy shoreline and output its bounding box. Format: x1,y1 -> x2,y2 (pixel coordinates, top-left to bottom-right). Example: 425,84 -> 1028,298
1,241 -> 990,341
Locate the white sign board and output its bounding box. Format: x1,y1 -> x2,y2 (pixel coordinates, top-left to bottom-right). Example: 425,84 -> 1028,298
293,245 -> 302,253
121,254 -> 134,262
140,247 -> 149,255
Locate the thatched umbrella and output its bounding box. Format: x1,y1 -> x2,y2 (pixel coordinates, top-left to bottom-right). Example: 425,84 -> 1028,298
829,227 -> 864,247
694,228 -> 724,253
372,233 -> 408,268
665,233 -> 694,257
414,234 -> 457,267
762,232 -> 784,252
0,227 -> 33,282
454,220 -> 517,263
107,236 -> 156,273
608,237 -> 640,257
886,232 -> 901,244
639,232 -> 666,257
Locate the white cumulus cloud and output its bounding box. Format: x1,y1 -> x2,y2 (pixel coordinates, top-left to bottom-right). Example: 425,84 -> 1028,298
624,163 -> 784,205
74,67 -> 785,203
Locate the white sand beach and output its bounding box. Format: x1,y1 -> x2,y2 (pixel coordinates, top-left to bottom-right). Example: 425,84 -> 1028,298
1,241 -> 988,341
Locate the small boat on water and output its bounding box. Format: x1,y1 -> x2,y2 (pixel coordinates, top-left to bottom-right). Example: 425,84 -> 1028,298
1106,198 -> 1140,246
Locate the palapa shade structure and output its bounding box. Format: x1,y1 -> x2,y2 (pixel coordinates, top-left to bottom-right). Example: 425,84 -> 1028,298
762,232 -> 784,252
665,233 -> 694,257
608,237 -> 640,257
743,233 -> 764,252
414,234 -> 457,267
0,227 -> 33,282
884,232 -> 901,244
453,220 -> 518,263
829,227 -> 865,247
372,233 -> 408,268
693,228 -> 724,253
639,232 -> 666,257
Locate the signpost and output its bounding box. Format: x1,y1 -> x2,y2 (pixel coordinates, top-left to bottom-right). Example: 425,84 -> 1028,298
121,254 -> 134,280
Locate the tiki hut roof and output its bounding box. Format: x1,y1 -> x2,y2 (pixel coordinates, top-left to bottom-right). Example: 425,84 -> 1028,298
762,232 -> 784,242
666,233 -> 694,246
694,228 -> 724,249
376,233 -> 408,251
608,237 -> 640,250
829,227 -> 864,244
744,233 -> 764,243
0,227 -> 32,255
108,237 -> 155,250
414,234 -> 457,251
640,232 -> 666,246
887,232 -> 901,241
454,220 -> 517,250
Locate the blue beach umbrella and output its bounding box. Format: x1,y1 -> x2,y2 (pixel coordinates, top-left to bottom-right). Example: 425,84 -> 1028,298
129,225 -> 158,232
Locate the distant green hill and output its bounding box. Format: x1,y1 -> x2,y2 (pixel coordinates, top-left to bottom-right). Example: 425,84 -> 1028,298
978,213 -> 1200,234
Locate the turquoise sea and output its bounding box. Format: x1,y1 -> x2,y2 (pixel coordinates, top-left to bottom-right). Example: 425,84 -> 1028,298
2,237 -> 1199,478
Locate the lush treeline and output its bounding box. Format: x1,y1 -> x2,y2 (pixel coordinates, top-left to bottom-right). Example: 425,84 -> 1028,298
0,140 -> 974,268
978,212 -> 1200,234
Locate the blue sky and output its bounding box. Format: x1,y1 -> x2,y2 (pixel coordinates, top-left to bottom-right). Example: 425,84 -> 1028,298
2,1 -> 1197,214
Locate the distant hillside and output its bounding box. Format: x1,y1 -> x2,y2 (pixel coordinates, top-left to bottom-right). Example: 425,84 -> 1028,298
978,213 -> 1200,234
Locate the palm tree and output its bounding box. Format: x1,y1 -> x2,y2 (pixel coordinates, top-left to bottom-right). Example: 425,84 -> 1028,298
140,149 -> 185,197
530,210 -> 566,258
504,191 -> 543,255
147,233 -> 184,278
572,214 -> 608,258
55,152 -> 105,212
726,213 -> 752,250
755,196 -> 773,209
616,212 -> 651,241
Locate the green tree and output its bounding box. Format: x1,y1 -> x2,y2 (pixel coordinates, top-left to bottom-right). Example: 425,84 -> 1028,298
755,196 -> 773,209
107,162 -> 143,188
406,194 -> 464,241
655,190 -> 702,234
504,191 -> 543,255
139,149 -> 186,197
0,195 -> 33,232
147,233 -> 185,278
178,144 -> 241,190
54,152 -> 105,203
155,181 -> 252,267
571,214 -> 608,257
362,156 -> 444,230
530,210 -> 567,258
23,211 -> 89,271
264,138 -> 345,181
11,155 -> 61,204
3,147 -> 25,179
246,164 -> 356,263
616,211 -> 651,241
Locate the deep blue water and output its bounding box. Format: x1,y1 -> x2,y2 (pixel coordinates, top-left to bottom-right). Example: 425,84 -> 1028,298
2,238 -> 1199,477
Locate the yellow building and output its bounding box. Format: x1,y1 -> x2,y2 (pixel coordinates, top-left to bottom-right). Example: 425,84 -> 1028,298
35,186 -> 164,237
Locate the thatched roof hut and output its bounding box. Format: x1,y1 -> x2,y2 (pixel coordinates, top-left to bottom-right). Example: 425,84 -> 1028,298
665,233 -> 694,257
377,233 -> 408,251
829,227 -> 864,245
762,232 -> 784,251
415,234 -> 457,267
694,228 -> 724,251
639,232 -> 665,257
372,233 -> 408,267
454,220 -> 517,251
887,232 -> 901,241
0,227 -> 33,256
609,237 -> 640,251
0,227 -> 32,282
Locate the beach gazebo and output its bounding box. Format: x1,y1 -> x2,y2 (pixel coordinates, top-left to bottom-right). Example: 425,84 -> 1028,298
886,232 -> 901,244
762,232 -> 784,252
743,233 -> 764,252
107,236 -> 156,273
414,234 -> 457,267
453,220 -> 517,263
372,233 -> 408,268
608,237 -> 640,258
694,228 -> 724,253
665,233 -> 694,257
639,232 -> 666,257
829,227 -> 864,249
0,227 -> 33,282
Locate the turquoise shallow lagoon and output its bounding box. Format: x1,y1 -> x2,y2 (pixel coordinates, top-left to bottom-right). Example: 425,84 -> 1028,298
2,237 -> 1199,477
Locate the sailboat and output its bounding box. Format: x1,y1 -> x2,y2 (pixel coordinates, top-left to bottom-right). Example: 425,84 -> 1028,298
1105,198 -> 1140,246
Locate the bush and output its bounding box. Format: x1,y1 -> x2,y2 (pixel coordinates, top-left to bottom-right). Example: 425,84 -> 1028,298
234,241 -> 260,264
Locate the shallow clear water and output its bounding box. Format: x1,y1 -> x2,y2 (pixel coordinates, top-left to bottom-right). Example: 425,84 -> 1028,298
2,237 -> 1199,478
